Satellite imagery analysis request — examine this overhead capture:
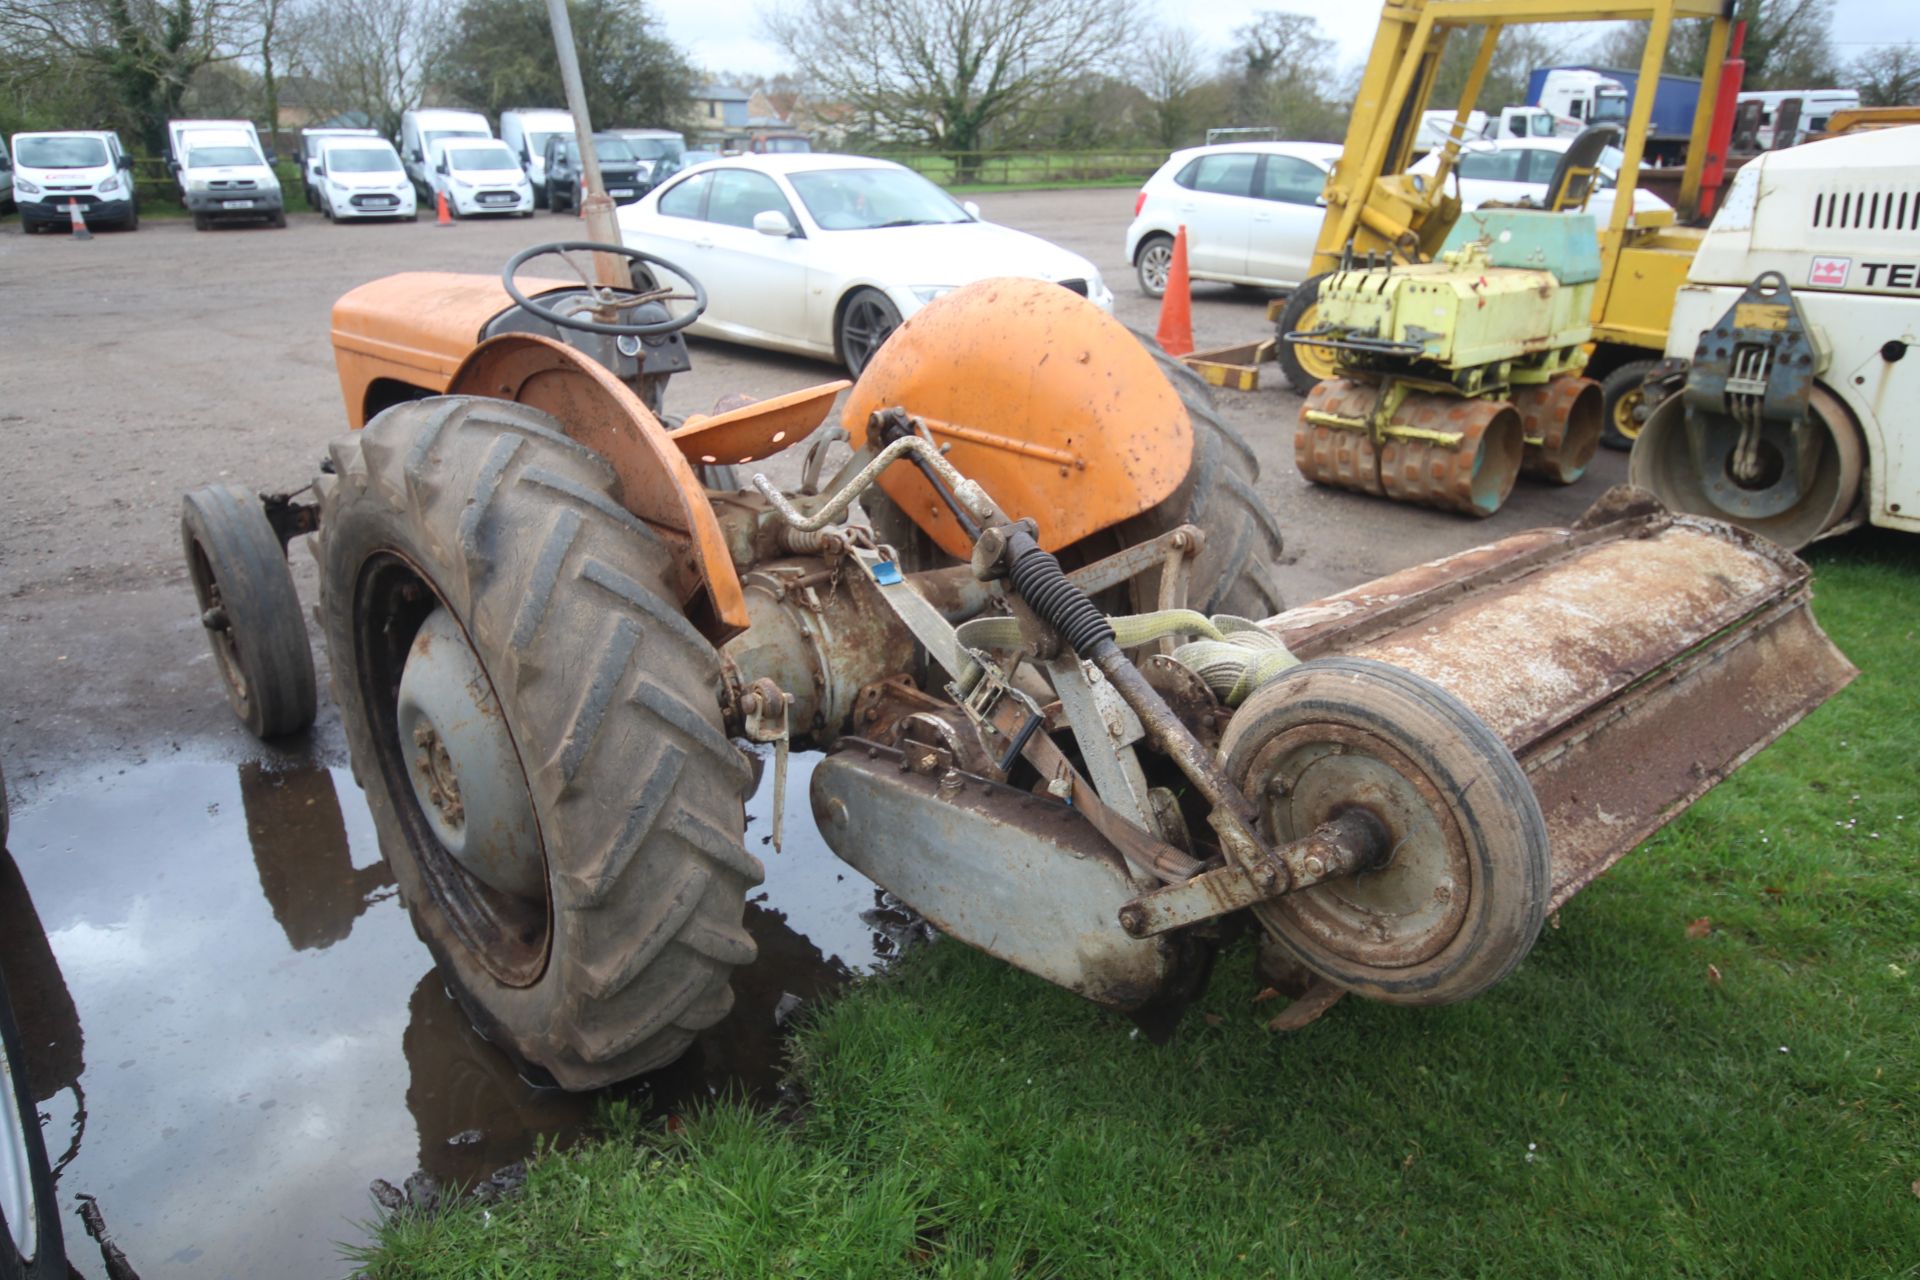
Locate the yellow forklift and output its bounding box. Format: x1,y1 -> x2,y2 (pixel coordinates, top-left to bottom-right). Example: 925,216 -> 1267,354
1276,0 -> 1742,451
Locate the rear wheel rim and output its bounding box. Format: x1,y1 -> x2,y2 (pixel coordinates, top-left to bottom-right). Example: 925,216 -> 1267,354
1139,241 -> 1171,293
1612,384 -> 1645,442
355,552 -> 551,986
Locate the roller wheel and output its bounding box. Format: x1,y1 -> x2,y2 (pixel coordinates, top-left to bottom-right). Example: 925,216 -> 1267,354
1,969 -> 65,1280
313,396 -> 762,1089
1274,274 -> 1339,395
1599,359 -> 1658,451
865,334 -> 1285,619
1219,656 -> 1550,1005
1628,383 -> 1863,551
182,485 -> 317,739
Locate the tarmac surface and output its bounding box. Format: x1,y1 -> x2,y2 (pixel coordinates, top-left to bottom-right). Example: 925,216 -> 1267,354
0,190 -> 1627,1277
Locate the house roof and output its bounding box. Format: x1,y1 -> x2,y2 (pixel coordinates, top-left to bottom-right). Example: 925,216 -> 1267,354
695,84 -> 752,102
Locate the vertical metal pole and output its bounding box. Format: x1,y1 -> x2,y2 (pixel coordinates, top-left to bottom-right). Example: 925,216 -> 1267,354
543,0 -> 625,283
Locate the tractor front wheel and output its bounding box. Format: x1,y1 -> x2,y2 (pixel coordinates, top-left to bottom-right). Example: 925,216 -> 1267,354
182,485 -> 317,739
313,397 -> 762,1090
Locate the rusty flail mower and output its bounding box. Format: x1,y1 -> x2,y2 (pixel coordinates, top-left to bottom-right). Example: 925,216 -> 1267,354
182,265 -> 1853,1091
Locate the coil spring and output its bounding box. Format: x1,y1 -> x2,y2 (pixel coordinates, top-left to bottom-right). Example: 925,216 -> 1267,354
1006,538 -> 1114,657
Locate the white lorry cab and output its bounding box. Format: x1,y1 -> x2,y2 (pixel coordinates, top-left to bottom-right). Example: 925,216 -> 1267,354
400,109 -> 492,197
168,119 -> 285,229
315,136 -> 417,222
10,130 -> 138,231
300,126 -> 380,207
499,108 -> 574,206
427,137 -> 533,217
1532,69 -> 1628,134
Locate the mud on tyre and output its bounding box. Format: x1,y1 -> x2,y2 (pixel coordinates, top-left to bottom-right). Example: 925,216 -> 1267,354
314,397 -> 763,1090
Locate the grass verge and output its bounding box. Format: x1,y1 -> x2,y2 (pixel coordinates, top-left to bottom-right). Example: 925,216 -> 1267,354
355,530 -> 1919,1279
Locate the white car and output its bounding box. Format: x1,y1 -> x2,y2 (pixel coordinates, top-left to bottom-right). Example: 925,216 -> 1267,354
618,153 -> 1113,374
316,138 -> 417,222
427,138 -> 533,218
1124,142 -> 1344,296
1408,137 -> 1672,223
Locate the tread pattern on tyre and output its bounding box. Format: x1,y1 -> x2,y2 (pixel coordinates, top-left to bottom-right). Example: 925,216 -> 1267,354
316,396 -> 762,1089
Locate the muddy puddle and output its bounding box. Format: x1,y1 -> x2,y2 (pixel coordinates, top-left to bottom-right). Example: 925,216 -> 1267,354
3,749 -> 900,1279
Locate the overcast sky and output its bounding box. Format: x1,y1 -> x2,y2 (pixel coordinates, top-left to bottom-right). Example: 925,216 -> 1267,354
664,0 -> 1918,84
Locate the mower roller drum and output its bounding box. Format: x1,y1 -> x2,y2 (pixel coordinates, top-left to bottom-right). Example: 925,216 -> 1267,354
181,485 -> 317,738
312,397 -> 761,1090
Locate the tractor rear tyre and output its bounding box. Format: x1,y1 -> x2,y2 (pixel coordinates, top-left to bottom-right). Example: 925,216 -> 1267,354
314,396 -> 762,1090
864,334 -> 1285,619
1220,656 -> 1550,1006
1274,274 -> 1339,396
182,485 -> 317,739
1598,359 -> 1658,451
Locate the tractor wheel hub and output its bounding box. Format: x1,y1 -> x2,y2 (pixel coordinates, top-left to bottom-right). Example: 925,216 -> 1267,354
396,607 -> 543,901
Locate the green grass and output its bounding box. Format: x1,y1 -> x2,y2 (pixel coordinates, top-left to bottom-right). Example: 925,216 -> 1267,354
354,532 -> 1920,1279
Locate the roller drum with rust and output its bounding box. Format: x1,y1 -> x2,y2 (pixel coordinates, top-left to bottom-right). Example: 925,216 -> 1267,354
1295,378 -> 1384,496
1513,375 -> 1602,486
1378,394 -> 1523,518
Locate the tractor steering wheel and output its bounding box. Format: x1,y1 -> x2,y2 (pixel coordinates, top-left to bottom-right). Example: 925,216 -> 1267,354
501,241 -> 707,338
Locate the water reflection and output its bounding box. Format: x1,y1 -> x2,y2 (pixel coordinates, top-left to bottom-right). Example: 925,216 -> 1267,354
1,748 -> 912,1276
237,762 -> 394,953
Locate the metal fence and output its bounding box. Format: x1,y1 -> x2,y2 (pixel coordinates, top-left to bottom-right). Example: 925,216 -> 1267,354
873,150 -> 1166,187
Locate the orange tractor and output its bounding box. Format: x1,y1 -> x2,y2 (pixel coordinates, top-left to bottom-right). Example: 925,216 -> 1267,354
177,31 -> 1852,1090
181,242 -> 1852,1089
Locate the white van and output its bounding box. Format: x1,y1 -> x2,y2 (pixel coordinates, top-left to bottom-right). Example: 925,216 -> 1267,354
300,126 -> 380,207
427,137 -> 533,217
315,136 -> 417,221
11,130 -> 138,232
168,119 -> 284,229
400,108 -> 492,197
499,108 -> 574,207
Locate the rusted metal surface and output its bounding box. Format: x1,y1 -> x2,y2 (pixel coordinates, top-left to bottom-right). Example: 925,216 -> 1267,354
447,332 -> 748,640
1514,375 -> 1602,485
721,556 -> 919,746
811,740 -> 1180,1009
842,277 -> 1194,559
1180,338 -> 1275,392
1251,489 -> 1857,910
1118,810 -> 1386,939
1297,379 -> 1525,516
668,380 -> 850,467
1378,394 -> 1522,517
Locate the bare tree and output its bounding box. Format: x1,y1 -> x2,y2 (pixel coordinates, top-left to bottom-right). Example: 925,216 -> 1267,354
1428,24 -> 1578,112
0,0 -> 252,152
1227,11 -> 1346,140
1132,25 -> 1206,148
299,0 -> 448,139
1591,0 -> 1839,88
1850,45 -> 1920,107
764,0 -> 1142,160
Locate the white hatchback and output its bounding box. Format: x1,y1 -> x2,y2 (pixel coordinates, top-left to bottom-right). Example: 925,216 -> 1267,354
1124,142 -> 1343,296
618,153 -> 1112,374
1408,137 -> 1672,223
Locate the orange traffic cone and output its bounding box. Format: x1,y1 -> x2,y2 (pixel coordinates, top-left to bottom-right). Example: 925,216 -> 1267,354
1154,224 -> 1193,357
67,199 -> 93,241
435,189 -> 454,227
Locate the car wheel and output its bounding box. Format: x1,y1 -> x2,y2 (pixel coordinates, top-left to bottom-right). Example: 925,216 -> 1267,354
838,288 -> 902,378
0,968 -> 66,1279
1135,233 -> 1174,298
